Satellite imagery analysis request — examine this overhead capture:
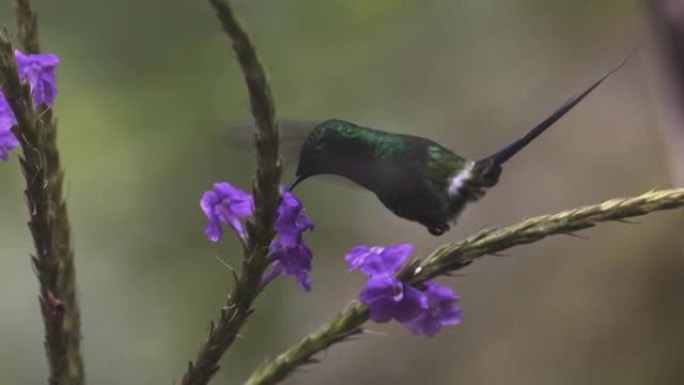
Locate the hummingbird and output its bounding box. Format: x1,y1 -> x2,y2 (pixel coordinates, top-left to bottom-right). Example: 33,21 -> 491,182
287,57 -> 630,236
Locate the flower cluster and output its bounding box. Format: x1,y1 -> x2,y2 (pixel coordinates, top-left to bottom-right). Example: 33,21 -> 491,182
264,192 -> 315,291
200,182 -> 314,291
346,244 -> 462,337
0,50 -> 60,161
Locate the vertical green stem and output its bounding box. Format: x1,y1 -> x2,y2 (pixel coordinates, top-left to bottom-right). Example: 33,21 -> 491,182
181,1 -> 281,384
14,0 -> 40,54
0,23 -> 84,385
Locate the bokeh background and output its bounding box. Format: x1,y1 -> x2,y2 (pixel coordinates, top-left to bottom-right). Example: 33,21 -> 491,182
1,0 -> 683,384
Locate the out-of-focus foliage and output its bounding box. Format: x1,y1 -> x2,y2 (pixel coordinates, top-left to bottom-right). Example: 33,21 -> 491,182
0,0 -> 681,384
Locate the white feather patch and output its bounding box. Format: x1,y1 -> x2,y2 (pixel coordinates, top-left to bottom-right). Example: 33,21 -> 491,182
447,163 -> 474,198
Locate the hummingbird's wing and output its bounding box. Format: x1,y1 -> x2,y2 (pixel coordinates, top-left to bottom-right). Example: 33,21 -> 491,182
226,119 -> 368,189
226,119 -> 318,169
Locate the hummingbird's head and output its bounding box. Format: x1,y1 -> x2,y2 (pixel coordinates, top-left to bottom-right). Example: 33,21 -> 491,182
289,122 -> 341,190
289,119 -> 375,191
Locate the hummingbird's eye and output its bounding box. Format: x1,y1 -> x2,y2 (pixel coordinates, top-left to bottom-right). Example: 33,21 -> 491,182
312,140 -> 326,152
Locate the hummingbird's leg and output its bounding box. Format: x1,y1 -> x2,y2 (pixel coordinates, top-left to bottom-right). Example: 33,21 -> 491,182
428,223 -> 450,236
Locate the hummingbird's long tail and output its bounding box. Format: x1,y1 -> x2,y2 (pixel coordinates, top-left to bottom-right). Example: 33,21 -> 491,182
478,52 -> 633,173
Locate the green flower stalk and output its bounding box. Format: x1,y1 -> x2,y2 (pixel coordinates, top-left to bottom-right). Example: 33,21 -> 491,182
14,0 -> 40,54
0,2 -> 84,383
181,0 -> 282,384
245,188 -> 684,385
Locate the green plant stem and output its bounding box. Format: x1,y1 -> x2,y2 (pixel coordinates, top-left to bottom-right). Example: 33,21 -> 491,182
181,1 -> 281,384
14,0 -> 40,54
245,188 -> 684,385
3,3 -> 84,384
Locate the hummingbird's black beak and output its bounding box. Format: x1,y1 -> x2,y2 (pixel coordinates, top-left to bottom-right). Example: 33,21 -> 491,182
287,175 -> 304,191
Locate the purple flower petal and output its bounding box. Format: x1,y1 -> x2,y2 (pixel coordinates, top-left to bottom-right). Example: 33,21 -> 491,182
275,191 -> 314,248
204,221 -> 223,243
260,261 -> 284,289
225,215 -> 246,239
200,190 -> 220,220
393,285 -> 428,323
0,93 -> 16,128
403,281 -> 462,337
294,270 -> 312,292
0,93 -> 18,161
359,277 -> 397,323
199,182 -> 253,241
345,245 -> 371,272
359,276 -> 427,323
213,182 -> 253,217
0,130 -> 19,161
15,50 -> 60,107
265,240 -> 313,292
345,244 -> 414,277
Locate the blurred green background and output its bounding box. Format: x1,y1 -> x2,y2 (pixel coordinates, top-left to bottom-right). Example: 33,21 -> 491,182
1,0 -> 683,384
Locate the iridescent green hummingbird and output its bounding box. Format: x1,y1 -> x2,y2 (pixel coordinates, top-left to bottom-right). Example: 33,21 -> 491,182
287,58 -> 629,236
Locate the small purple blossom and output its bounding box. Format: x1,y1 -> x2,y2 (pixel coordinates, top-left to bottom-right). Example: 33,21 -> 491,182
359,276 -> 427,323
262,240 -> 313,292
345,244 -> 413,277
14,50 -> 60,107
403,281 -> 462,337
262,191 -> 315,291
0,51 -> 60,162
200,183 -> 316,291
200,182 -> 254,241
275,191 -> 314,248
0,94 -> 19,161
346,243 -> 463,336
348,244 -> 422,323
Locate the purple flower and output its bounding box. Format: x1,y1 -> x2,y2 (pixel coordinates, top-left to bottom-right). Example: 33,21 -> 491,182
262,239 -> 313,292
359,276 -> 427,323
403,281 -> 462,337
345,244 -> 413,277
0,94 -> 19,161
261,191 -> 315,291
275,191 -> 314,248
200,182 -> 253,241
346,243 -> 464,336
199,183 -> 316,291
14,50 -> 60,107
0,51 -> 60,162
347,244 -> 423,322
